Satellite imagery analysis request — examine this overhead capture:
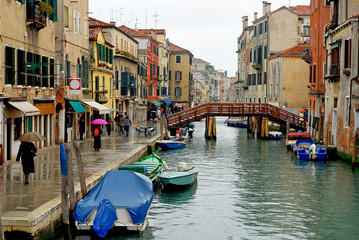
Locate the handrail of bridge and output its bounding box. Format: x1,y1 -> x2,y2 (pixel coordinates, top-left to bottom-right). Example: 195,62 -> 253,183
167,103 -> 306,130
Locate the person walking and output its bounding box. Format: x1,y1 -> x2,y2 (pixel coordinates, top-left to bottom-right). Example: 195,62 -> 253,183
79,115 -> 85,140
123,114 -> 132,137
16,141 -> 37,184
119,114 -> 124,135
93,125 -> 102,151
106,114 -> 112,136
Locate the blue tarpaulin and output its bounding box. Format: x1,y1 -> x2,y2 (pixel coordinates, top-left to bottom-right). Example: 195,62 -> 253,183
92,199 -> 117,237
163,98 -> 172,105
74,170 -> 154,227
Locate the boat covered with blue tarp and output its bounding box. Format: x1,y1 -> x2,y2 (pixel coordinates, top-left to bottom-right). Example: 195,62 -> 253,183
74,170 -> 154,236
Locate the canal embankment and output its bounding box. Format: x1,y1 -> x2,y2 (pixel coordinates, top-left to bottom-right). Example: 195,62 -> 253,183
0,123 -> 162,239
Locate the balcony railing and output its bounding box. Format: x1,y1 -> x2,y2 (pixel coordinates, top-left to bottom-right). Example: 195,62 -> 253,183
26,1 -> 46,29
95,93 -> 108,104
330,63 -> 340,76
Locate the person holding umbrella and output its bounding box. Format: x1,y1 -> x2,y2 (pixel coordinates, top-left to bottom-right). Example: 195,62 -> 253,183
16,132 -> 44,184
91,118 -> 107,151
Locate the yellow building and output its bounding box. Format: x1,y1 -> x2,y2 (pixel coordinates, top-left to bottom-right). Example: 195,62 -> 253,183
169,43 -> 194,108
89,28 -> 114,119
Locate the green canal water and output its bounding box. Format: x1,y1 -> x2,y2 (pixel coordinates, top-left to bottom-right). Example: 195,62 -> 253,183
66,117 -> 359,240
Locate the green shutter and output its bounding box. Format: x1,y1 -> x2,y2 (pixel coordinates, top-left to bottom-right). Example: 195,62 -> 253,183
12,48 -> 15,85
51,0 -> 57,21
17,0 -> 25,4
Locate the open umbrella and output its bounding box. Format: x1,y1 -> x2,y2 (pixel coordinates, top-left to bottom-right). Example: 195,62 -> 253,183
299,110 -> 307,113
91,119 -> 108,125
18,132 -> 46,142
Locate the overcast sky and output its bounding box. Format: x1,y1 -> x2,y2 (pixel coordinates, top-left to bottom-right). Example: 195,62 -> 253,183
89,0 -> 310,77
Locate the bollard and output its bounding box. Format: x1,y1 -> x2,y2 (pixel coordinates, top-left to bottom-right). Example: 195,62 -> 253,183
60,144 -> 69,225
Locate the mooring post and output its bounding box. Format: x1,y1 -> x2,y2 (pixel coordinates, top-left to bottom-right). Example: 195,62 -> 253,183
65,145 -> 76,212
352,128 -> 359,168
60,144 -> 69,225
265,117 -> 269,138
0,215 -> 5,240
160,118 -> 164,140
286,119 -> 291,136
212,116 -> 217,139
73,142 -> 87,198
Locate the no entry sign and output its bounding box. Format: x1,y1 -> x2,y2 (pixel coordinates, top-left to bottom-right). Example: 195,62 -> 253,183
69,78 -> 81,94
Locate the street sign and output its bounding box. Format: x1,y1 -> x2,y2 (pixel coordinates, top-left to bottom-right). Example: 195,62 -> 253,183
69,78 -> 81,95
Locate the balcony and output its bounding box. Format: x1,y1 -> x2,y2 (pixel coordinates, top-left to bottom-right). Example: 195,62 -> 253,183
95,91 -> 108,104
252,64 -> 262,70
26,1 -> 46,30
324,63 -> 340,82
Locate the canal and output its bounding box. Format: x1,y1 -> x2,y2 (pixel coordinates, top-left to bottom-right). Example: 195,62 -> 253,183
68,117 -> 359,240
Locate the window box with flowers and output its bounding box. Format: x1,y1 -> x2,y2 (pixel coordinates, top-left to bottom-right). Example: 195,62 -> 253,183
95,90 -> 108,94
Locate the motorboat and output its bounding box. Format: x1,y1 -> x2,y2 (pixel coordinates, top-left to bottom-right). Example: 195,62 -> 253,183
292,140 -> 327,160
268,131 -> 282,139
118,154 -> 163,184
159,162 -> 198,189
225,117 -> 247,128
74,170 -> 154,237
286,132 -> 312,150
156,140 -> 186,150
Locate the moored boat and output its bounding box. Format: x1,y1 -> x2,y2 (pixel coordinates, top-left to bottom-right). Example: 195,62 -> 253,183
119,154 -> 163,184
286,132 -> 312,150
268,131 -> 282,139
293,140 -> 327,160
225,117 -> 247,128
74,170 -> 154,237
159,162 -> 198,190
156,140 -> 186,150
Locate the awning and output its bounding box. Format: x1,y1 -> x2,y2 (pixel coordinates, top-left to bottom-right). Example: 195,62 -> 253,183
81,99 -> 112,115
69,101 -> 87,113
150,100 -> 161,107
9,101 -> 40,116
163,98 -> 172,105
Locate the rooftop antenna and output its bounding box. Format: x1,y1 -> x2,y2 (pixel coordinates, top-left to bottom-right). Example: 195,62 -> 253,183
153,11 -> 160,28
135,17 -> 140,29
145,11 -> 148,28
117,8 -> 124,25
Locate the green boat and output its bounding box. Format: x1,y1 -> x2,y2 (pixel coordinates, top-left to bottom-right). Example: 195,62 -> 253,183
118,154 -> 164,183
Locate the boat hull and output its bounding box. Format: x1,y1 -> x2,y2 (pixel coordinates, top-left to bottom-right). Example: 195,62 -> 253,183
156,140 -> 186,150
159,171 -> 198,187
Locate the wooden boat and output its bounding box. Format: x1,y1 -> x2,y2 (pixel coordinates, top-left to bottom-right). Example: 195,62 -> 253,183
156,140 -> 186,150
268,131 -> 282,139
74,171 -> 154,237
118,154 -> 164,183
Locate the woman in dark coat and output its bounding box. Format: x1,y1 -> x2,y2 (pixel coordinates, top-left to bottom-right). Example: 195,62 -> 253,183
93,125 -> 102,151
16,141 -> 37,184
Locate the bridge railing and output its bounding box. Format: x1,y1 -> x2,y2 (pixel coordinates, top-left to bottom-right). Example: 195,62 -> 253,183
167,103 -> 306,130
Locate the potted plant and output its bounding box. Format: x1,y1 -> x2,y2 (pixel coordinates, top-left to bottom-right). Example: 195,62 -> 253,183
39,1 -> 53,15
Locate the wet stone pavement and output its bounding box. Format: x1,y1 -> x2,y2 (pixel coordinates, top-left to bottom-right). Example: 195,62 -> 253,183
0,122 -> 160,218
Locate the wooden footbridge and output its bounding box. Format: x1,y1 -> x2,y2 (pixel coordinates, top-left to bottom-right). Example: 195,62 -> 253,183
167,103 -> 306,131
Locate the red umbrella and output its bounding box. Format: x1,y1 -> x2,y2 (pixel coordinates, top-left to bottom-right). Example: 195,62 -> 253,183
91,119 -> 108,125
299,110 -> 307,113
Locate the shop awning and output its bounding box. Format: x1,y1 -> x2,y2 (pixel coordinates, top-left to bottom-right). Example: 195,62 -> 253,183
163,98 -> 172,105
9,101 -> 40,116
69,101 -> 87,113
150,100 -> 161,107
81,99 -> 112,115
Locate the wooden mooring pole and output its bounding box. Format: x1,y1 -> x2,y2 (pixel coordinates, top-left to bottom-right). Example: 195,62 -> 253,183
0,215 -> 5,240
205,116 -> 216,139
65,145 -> 76,212
73,142 -> 87,198
160,118 -> 164,140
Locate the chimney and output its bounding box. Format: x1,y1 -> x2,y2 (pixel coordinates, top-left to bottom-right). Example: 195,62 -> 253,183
263,1 -> 272,15
254,12 -> 258,21
110,21 -> 116,25
242,16 -> 248,30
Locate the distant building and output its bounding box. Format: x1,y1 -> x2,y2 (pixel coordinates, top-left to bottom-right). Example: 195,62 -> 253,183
168,43 -> 194,108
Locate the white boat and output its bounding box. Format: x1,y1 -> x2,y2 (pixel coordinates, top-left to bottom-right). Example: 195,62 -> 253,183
268,131 -> 282,139
74,171 -> 154,237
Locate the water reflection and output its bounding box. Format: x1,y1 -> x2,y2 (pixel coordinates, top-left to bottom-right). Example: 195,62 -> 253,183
156,182 -> 198,204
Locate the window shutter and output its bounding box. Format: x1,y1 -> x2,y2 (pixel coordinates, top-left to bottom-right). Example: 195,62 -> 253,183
51,0 -> 58,21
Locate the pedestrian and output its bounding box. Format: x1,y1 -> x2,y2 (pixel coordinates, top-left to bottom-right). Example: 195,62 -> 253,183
16,141 -> 37,184
106,114 -> 112,136
123,114 -> 132,137
119,114 -> 124,135
79,115 -> 85,140
157,108 -> 161,120
93,125 -> 102,151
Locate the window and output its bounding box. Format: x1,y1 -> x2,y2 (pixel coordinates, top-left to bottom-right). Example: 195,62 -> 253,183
315,0 -> 317,10
17,49 -> 25,86
276,62 -> 279,73
264,45 -> 267,59
314,26 -> 317,49
34,54 -> 41,86
252,74 -> 256,85
345,39 -> 351,68
66,59 -> 71,86
5,46 -> 15,85
264,21 -> 267,33
50,58 -> 54,88
78,14 -> 81,35
48,0 -> 57,21
84,16 -> 88,38
259,23 -> 263,35
73,10 -> 77,34
42,56 -> 48,87
27,52 -> 34,86
271,62 -> 274,75
270,83 -> 273,96
254,25 -> 257,37
264,72 -> 267,84
258,72 -> 262,85
248,74 -> 251,86
249,49 -> 252,62
14,118 -> 22,141
169,70 -> 171,80
175,71 -> 182,81
325,0 -> 330,6
176,56 -> 181,64
82,60 -> 89,88
313,64 -> 316,84
303,26 -> 310,36
175,87 -> 181,97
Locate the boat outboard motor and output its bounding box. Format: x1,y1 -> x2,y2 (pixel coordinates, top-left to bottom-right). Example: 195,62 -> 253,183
188,128 -> 194,138
177,162 -> 188,172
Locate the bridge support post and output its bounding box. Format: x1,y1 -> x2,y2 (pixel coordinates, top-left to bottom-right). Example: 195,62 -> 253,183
247,117 -> 253,134
205,116 -> 216,139
261,117 -> 268,138
286,119 -> 291,136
